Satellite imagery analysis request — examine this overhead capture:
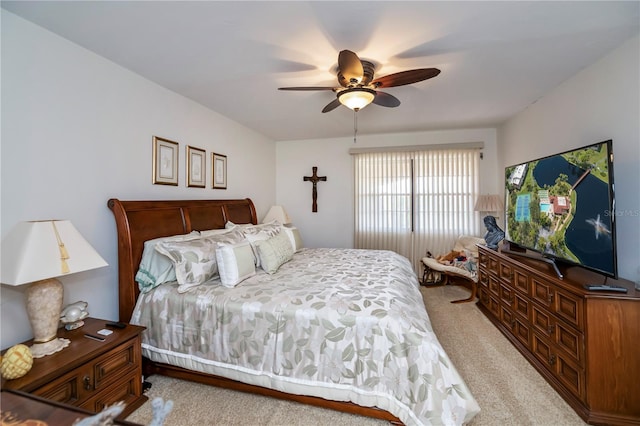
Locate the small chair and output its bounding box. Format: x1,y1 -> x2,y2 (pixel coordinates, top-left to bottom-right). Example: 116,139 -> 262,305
421,235 -> 485,303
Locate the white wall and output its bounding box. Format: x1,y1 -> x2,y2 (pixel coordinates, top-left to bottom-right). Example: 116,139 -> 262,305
275,129 -> 498,249
498,34 -> 640,282
1,11 -> 276,348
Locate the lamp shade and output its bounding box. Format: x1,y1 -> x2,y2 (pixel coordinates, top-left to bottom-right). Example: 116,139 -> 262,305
1,220 -> 108,286
474,194 -> 504,213
262,206 -> 291,225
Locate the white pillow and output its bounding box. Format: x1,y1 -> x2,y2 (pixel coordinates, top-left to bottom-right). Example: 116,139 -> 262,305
216,241 -> 256,287
255,231 -> 294,274
135,231 -> 201,293
282,226 -> 303,252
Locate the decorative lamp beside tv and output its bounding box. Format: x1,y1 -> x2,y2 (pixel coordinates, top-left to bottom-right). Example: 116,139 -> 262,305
1,220 -> 108,358
474,194 -> 503,218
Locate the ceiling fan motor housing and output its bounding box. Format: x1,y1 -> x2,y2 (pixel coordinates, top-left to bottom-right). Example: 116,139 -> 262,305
338,60 -> 376,87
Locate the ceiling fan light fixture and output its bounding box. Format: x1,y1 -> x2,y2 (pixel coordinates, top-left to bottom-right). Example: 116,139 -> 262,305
338,88 -> 376,111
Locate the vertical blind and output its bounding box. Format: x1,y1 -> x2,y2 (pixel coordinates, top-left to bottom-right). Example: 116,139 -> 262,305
354,148 -> 480,273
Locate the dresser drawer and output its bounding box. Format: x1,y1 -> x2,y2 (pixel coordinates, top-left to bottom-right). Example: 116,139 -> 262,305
555,290 -> 583,329
513,292 -> 530,320
488,275 -> 500,296
512,267 -> 529,295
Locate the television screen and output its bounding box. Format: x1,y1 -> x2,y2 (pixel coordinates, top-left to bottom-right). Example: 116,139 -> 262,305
504,140 -> 617,278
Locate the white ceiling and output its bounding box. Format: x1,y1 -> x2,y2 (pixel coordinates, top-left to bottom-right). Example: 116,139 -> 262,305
3,1 -> 639,142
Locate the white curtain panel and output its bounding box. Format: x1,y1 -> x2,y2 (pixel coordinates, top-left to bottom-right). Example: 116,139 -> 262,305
354,148 -> 480,273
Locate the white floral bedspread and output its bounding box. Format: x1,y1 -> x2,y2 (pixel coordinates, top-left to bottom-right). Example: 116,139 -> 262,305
131,248 -> 479,425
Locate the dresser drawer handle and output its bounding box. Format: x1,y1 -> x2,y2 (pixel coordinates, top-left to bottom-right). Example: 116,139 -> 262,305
547,324 -> 555,335
547,292 -> 554,304
83,375 -> 92,391
549,354 -> 557,365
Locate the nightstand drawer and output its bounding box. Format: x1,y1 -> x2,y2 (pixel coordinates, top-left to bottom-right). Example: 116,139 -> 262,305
94,339 -> 140,391
32,370 -> 84,405
33,363 -> 93,404
82,374 -> 141,413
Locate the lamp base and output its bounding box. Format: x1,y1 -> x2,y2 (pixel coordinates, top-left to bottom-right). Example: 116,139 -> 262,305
30,337 -> 70,358
26,278 -> 66,358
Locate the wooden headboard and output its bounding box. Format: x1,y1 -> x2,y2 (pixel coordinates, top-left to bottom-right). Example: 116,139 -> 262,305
107,198 -> 258,322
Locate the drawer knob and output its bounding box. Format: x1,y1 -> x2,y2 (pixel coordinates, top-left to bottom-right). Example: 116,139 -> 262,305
83,375 -> 92,390
548,324 -> 555,335
549,354 -> 557,365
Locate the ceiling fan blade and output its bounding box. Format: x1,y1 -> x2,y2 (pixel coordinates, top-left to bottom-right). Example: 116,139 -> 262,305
372,91 -> 401,108
338,50 -> 364,84
278,87 -> 336,91
371,68 -> 441,88
322,98 -> 342,113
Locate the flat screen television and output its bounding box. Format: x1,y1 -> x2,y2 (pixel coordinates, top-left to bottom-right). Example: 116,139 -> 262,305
504,140 -> 617,279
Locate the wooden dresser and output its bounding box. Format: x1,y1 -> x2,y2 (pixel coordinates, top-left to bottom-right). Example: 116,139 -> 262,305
477,244 -> 640,425
1,318 -> 147,419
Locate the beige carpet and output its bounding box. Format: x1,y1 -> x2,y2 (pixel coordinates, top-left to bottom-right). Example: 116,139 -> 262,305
126,285 -> 587,425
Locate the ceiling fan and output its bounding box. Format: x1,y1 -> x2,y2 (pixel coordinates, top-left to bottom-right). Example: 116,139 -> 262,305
278,50 -> 441,113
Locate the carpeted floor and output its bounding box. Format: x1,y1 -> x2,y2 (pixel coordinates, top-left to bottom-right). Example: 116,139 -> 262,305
126,285 -> 587,425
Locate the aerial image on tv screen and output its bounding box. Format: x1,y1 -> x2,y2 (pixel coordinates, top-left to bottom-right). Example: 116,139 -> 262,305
505,140 -> 616,278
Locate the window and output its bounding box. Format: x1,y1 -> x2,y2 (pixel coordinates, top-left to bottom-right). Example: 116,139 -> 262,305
354,148 -> 480,273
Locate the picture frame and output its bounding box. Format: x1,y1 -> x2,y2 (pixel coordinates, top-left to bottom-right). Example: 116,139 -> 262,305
212,152 -> 227,189
152,136 -> 179,185
186,145 -> 206,188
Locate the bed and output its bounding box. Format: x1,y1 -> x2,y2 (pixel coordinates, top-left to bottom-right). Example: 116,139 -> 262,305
108,198 -> 480,425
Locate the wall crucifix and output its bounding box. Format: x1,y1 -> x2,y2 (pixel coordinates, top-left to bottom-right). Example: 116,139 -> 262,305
303,166 -> 327,212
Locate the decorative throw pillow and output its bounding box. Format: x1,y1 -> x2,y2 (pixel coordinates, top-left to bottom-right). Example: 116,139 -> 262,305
255,231 -> 294,274
227,220 -> 282,237
216,241 -> 256,287
199,228 -> 234,238
244,232 -> 270,267
155,230 -> 245,292
135,231 -> 201,293
282,226 -> 303,252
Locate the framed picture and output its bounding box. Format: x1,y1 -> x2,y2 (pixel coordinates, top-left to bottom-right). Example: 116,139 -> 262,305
212,152 -> 227,189
186,145 -> 206,188
152,136 -> 179,185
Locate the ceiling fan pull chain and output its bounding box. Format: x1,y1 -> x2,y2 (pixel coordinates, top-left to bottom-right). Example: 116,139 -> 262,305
353,110 -> 358,143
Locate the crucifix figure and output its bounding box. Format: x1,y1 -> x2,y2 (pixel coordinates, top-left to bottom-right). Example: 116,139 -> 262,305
303,166 -> 327,212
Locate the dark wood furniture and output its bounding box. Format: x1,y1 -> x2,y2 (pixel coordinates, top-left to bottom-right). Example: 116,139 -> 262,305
477,244 -> 640,425
1,389 -> 141,425
1,318 -> 147,420
107,198 -> 401,424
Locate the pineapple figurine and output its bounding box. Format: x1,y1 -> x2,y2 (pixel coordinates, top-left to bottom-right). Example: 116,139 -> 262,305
1,344 -> 33,380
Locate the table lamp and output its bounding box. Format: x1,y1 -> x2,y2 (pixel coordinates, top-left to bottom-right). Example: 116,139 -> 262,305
474,194 -> 504,221
1,220 -> 108,358
262,205 -> 291,225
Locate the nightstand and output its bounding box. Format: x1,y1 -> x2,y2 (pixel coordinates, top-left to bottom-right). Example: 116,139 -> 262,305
1,318 -> 147,419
